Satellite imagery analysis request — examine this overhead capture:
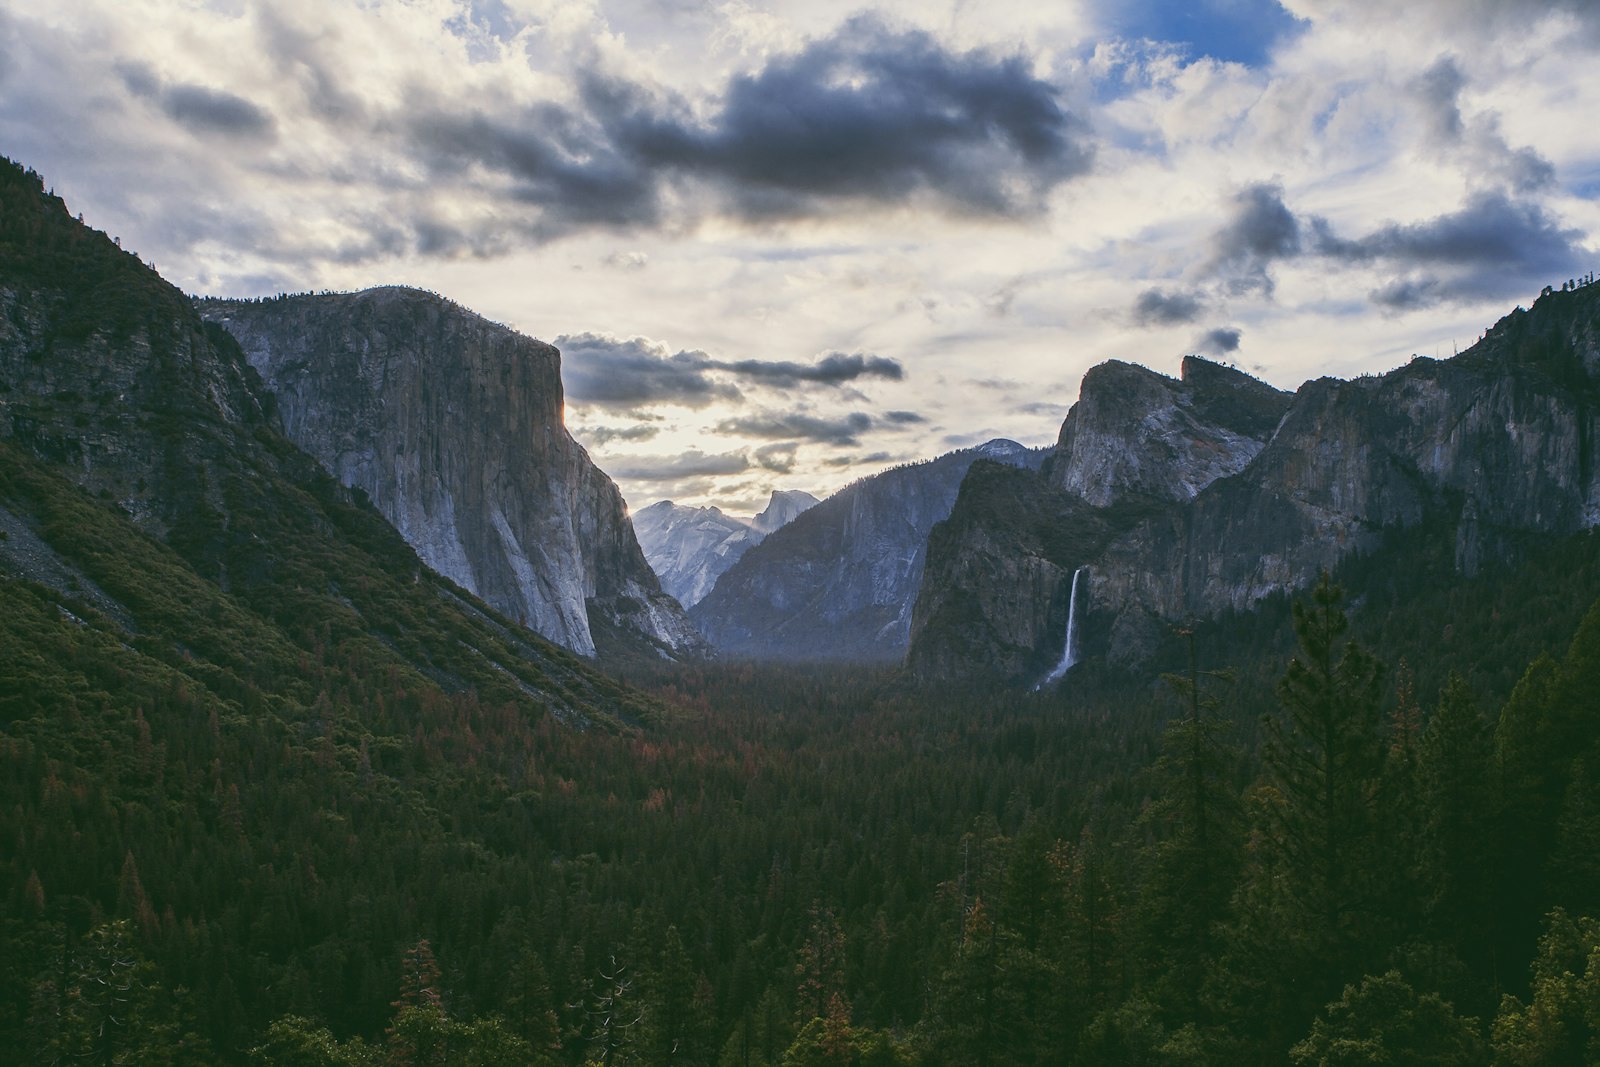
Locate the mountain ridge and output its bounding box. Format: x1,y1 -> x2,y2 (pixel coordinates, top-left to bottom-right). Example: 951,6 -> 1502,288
907,282 -> 1600,684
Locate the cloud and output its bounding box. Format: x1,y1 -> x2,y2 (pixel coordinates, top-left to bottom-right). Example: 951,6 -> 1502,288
399,15 -> 1095,244
753,442 -> 799,473
710,351 -> 904,387
1195,326 -> 1242,354
1132,286 -> 1205,326
885,410 -> 928,424
559,334 -> 908,412
1202,182 -> 1301,295
1315,190 -> 1586,308
574,423 -> 661,447
119,62 -> 277,141
605,449 -> 755,481
713,410 -> 874,446
1193,176 -> 1585,311
825,451 -> 894,468
673,16 -> 1095,219
1410,57 -> 1554,194
557,333 -> 743,410
605,250 -> 649,270
1289,0 -> 1600,49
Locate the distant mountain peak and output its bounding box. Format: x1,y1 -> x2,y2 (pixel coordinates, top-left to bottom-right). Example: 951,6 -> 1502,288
633,490 -> 817,609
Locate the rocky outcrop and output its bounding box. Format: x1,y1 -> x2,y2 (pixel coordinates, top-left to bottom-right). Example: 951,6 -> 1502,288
197,289 -> 705,660
633,489 -> 818,608
690,440 -> 1046,661
907,287 -> 1600,684
1046,357 -> 1292,505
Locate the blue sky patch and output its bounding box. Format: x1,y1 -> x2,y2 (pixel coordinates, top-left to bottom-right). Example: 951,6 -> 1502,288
1099,0 -> 1308,68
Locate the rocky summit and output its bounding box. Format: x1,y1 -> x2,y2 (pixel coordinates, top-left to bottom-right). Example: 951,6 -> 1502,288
197,289 -> 705,661
908,289 -> 1600,685
633,489 -> 818,609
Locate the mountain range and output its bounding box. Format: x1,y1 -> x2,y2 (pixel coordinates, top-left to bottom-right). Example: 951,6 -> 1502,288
689,439 -> 1047,661
10,144 -> 1599,696
631,489 -> 818,608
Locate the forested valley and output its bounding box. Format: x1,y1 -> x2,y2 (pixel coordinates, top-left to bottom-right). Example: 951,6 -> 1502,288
7,515 -> 1600,1065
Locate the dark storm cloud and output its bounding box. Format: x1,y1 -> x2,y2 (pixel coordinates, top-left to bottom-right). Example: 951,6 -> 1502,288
163,84 -> 276,139
1195,327 -> 1242,354
401,16 -> 1094,243
1132,286 -> 1206,326
711,351 -> 904,387
1199,177 -> 1586,311
1202,182 -> 1301,295
713,411 -> 874,446
409,107 -> 665,236
885,410 -> 928,424
1315,190 -> 1585,308
119,63 -> 276,141
654,16 -> 1095,218
557,334 -> 742,411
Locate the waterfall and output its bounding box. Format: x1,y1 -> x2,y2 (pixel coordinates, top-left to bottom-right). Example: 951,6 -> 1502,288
1040,566 -> 1087,687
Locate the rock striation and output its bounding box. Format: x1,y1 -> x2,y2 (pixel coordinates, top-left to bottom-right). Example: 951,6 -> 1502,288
197,289 -> 705,660
633,489 -> 818,609
908,292 -> 1600,684
690,440 -> 1046,661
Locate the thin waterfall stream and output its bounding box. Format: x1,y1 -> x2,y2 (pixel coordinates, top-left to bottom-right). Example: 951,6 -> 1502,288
1039,565 -> 1087,687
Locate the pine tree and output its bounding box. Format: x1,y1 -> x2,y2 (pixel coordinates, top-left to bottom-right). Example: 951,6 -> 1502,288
1134,631 -> 1240,1020
1416,674 -> 1497,1002
1264,573 -> 1387,979
386,939 -> 446,1067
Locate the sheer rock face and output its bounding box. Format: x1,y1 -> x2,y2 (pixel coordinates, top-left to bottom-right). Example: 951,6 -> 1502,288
197,289 -> 705,660
908,290 -> 1600,683
1047,357 -> 1292,506
633,490 -> 818,609
689,441 -> 1046,662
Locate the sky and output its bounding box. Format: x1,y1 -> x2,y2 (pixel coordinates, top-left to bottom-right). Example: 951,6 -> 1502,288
3,0 -> 1598,514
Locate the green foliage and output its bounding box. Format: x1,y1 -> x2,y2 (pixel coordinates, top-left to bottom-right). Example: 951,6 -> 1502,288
1290,971 -> 1487,1067
251,1016 -> 382,1067
1491,909 -> 1600,1066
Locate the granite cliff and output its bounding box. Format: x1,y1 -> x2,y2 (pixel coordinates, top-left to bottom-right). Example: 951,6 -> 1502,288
0,155 -> 643,719
908,291 -> 1600,684
196,290 -> 704,660
633,489 -> 818,608
690,440 -> 1046,661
